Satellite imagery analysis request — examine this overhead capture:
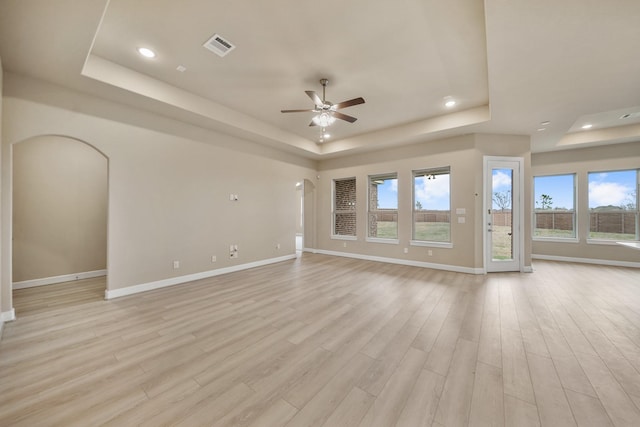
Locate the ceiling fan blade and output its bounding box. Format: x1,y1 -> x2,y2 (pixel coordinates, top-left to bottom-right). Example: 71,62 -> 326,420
333,97 -> 365,110
308,120 -> 318,127
281,109 -> 316,113
305,90 -> 324,107
333,111 -> 358,123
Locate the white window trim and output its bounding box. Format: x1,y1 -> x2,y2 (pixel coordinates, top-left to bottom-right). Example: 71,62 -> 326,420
587,168 -> 639,241
532,173 -> 577,242
366,237 -> 399,244
331,177 -> 357,239
533,237 -> 580,244
368,173 -> 398,241
587,238 -> 630,246
410,240 -> 453,249
412,167 -> 452,244
331,235 -> 357,241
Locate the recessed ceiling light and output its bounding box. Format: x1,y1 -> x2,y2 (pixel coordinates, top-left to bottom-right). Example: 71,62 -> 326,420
444,98 -> 456,108
176,65 -> 187,72
137,47 -> 156,58
537,128 -> 546,132
540,121 -> 550,126
581,124 -> 593,130
323,133 -> 331,139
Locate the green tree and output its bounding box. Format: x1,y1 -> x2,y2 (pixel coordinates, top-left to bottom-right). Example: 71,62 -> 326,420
415,201 -> 423,210
539,194 -> 553,210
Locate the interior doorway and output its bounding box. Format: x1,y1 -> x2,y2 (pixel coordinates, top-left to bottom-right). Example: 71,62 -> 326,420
296,181 -> 304,256
484,156 -> 524,272
12,136 -> 108,313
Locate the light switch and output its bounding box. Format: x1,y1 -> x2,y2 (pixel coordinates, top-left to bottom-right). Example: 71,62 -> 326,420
458,216 -> 466,223
456,208 -> 466,215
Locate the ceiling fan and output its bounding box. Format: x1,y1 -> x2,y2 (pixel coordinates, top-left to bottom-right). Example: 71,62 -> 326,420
281,78 -> 365,127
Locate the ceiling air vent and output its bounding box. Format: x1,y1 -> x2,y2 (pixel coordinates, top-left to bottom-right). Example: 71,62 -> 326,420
203,33 -> 236,57
619,112 -> 640,119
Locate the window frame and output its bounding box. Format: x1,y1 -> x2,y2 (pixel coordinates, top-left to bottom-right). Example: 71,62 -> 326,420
331,177 -> 357,240
586,168 -> 639,244
410,166 -> 452,248
532,173 -> 579,243
367,172 -> 399,244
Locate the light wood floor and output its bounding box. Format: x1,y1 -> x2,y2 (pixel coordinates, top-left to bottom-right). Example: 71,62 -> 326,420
2,254 -> 640,426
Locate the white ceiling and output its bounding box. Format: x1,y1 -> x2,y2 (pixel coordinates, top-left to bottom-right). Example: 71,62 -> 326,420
1,0 -> 639,159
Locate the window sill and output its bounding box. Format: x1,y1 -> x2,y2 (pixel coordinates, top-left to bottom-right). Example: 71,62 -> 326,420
533,237 -> 579,244
587,238 -> 634,246
366,237 -> 399,245
410,240 -> 453,249
331,235 -> 357,241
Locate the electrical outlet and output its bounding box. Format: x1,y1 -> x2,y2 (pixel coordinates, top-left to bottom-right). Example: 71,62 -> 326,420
211,255 -> 217,263
173,260 -> 180,269
403,248 -> 408,254
428,250 -> 433,256
343,242 -> 347,248
230,244 -> 239,258
276,243 -> 281,250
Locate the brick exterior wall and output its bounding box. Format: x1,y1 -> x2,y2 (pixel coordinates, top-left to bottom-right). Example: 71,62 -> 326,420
369,182 -> 378,237
334,178 -> 356,236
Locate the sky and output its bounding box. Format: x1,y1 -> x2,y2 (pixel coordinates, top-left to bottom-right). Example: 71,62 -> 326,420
375,174 -> 451,210
535,170 -> 637,209
374,169 -> 637,212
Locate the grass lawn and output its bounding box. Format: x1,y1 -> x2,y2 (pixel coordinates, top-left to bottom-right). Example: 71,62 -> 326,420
374,221 -> 450,241
534,229 -> 575,238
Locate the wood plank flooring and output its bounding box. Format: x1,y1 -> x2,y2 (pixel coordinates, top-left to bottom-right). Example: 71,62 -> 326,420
1,254 -> 640,426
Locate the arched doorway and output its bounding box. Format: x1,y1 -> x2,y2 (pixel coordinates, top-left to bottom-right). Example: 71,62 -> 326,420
12,135 -> 108,314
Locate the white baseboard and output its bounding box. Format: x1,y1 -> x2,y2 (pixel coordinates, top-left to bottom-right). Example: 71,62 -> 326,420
0,309 -> 15,341
532,254 -> 640,269
1,308 -> 16,322
13,269 -> 107,290
312,249 -> 485,275
105,255 -> 296,300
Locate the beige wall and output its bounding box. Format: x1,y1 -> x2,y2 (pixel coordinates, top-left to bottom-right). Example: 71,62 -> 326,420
0,56 -> 4,320
12,136 -> 107,282
1,73 -> 317,309
316,134 -> 532,271
532,142 -> 640,264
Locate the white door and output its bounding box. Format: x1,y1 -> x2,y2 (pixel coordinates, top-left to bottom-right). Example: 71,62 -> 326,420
485,157 -> 523,272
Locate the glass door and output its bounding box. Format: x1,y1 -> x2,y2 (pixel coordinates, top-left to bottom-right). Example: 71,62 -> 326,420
485,158 -> 522,272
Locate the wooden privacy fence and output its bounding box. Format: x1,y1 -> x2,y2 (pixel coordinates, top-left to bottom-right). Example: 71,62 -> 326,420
534,210 -> 636,234
371,209 -> 636,234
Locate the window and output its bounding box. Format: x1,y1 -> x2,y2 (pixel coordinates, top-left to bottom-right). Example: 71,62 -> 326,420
533,174 -> 576,239
588,169 -> 638,241
412,167 -> 451,244
333,177 -> 356,238
368,173 -> 398,241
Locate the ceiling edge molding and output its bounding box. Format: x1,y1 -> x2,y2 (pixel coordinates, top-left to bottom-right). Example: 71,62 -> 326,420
319,105 -> 491,156
558,123 -> 640,148
81,54 -> 322,156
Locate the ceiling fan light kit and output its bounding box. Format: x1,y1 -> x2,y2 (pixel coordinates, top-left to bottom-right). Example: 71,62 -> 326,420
281,78 -> 365,131
312,112 -> 336,127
